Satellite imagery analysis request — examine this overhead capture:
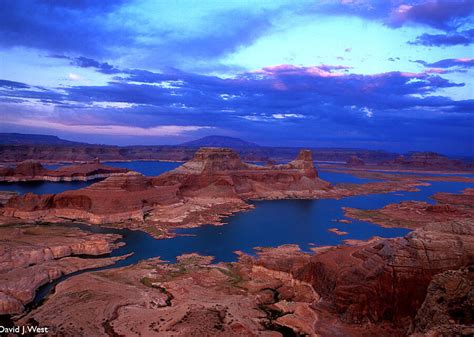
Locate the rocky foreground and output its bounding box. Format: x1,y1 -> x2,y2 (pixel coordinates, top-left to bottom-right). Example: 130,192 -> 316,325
0,159 -> 128,182
16,216 -> 473,336
0,225 -> 125,315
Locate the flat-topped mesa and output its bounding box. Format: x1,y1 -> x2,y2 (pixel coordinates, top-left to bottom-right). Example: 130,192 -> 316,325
154,147 -> 331,199
0,160 -> 47,177
0,160 -> 129,182
184,147 -> 248,173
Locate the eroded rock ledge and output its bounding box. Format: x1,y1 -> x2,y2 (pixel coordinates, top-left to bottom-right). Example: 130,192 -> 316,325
16,217 -> 474,336
0,225 -> 124,315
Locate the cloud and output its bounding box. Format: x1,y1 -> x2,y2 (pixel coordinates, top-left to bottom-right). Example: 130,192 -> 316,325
0,0 -> 133,56
319,1 -> 474,48
414,58 -> 474,68
409,28 -> 474,46
388,1 -> 474,30
0,63 -> 472,153
68,73 -> 84,81
7,118 -> 213,136
272,113 -> 305,119
53,56 -> 121,74
361,107 -> 373,118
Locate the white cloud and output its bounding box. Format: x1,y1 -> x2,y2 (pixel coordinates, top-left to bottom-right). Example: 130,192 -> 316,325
272,113 -> 305,119
361,107 -> 373,118
68,73 -> 84,81
8,119 -> 213,136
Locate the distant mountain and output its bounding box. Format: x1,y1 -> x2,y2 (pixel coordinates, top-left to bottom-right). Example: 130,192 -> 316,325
0,133 -> 85,146
180,135 -> 260,148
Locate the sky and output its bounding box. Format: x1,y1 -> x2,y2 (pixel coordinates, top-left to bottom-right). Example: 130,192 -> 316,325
0,0 -> 473,155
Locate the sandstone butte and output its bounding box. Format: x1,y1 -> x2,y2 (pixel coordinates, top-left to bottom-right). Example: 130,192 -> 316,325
0,159 -> 129,182
0,147 -> 429,237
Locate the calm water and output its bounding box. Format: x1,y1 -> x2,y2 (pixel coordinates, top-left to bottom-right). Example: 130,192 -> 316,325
4,161 -> 472,309
0,161 -> 182,195
2,161 -> 473,263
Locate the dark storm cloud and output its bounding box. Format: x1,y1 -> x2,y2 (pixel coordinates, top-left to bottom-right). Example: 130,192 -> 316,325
0,0 -> 134,56
409,29 -> 474,46
49,55 -> 122,74
320,1 -> 474,48
414,58 -> 474,68
0,80 -> 30,89
388,0 -> 474,30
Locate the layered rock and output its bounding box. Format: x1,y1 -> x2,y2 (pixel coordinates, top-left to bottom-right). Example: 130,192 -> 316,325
0,148 -> 445,238
0,159 -> 129,182
0,225 -> 124,315
308,221 -> 474,325
2,172 -> 180,225
380,151 -> 468,171
154,147 -> 331,199
344,188 -> 474,229
346,155 -> 365,166
410,266 -> 474,336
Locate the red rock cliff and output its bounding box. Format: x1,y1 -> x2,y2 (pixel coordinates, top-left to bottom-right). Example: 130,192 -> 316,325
153,147 -> 331,199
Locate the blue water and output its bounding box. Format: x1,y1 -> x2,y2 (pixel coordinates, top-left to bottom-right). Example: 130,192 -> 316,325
5,161 -> 471,308
0,181 -> 95,195
0,161 -> 182,195
104,161 -> 181,176
2,161 -> 473,263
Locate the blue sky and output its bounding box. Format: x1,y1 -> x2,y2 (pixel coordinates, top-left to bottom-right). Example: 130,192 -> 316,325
0,0 -> 473,155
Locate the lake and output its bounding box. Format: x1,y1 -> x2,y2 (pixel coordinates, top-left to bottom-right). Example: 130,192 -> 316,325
2,160 -> 472,263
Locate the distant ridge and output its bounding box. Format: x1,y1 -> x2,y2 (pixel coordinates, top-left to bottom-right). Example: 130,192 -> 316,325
180,135 -> 260,148
0,133 -> 85,146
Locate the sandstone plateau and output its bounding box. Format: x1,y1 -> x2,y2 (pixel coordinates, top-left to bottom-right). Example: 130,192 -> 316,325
0,159 -> 128,182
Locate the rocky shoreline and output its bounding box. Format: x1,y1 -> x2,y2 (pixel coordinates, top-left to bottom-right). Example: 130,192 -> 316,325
0,160 -> 129,182
0,225 -> 126,315
0,147 -> 472,335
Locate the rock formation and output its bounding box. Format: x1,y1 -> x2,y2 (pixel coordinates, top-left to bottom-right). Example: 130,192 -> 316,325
380,151 -> 468,171
2,172 -> 180,226
0,225 -> 125,315
1,148 -> 334,235
0,160 -> 129,182
154,147 -> 332,199
344,188 -> 474,229
409,266 -> 474,337
346,155 -> 365,166
17,216 -> 473,336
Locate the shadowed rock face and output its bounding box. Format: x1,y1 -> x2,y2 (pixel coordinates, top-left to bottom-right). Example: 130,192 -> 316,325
307,221 -> 474,325
410,266 -> 474,337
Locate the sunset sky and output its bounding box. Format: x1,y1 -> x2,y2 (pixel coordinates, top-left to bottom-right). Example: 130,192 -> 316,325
0,0 -> 473,155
